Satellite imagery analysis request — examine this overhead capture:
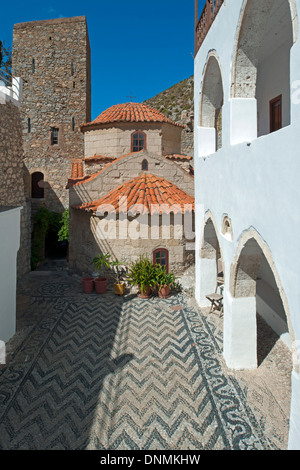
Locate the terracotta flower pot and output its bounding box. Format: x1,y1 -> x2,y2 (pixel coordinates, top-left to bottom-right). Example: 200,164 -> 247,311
94,277 -> 107,294
138,285 -> 152,299
114,282 -> 126,296
82,277 -> 94,293
158,285 -> 170,299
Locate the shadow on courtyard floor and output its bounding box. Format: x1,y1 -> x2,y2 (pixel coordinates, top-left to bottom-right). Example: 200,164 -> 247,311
0,271 -> 136,449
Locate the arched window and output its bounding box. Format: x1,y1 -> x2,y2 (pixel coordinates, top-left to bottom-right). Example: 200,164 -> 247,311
231,0 -> 294,138
199,53 -> 224,153
142,159 -> 148,171
221,216 -> 233,240
131,131 -> 146,152
31,172 -> 44,199
153,248 -> 169,273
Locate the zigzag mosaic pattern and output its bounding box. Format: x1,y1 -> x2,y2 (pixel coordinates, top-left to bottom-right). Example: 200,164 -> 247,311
0,273 -> 274,450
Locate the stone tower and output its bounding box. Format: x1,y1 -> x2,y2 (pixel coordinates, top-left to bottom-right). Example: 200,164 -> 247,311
12,16 -> 91,213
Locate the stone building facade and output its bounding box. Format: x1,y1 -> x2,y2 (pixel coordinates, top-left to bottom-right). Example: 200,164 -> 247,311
67,102 -> 195,276
81,102 -> 184,159
0,96 -> 31,280
12,16 -> 91,213
69,151 -> 195,276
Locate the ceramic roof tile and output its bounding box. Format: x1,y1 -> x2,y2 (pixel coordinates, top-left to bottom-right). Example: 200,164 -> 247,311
81,102 -> 185,129
70,159 -> 84,179
165,154 -> 193,161
67,159 -> 89,188
73,174 -> 194,215
84,155 -> 117,162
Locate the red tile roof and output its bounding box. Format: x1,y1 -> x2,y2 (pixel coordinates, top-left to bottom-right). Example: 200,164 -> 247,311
73,174 -> 194,215
67,159 -> 92,189
84,155 -> 117,163
81,102 -> 184,130
70,159 -> 84,179
165,154 -> 193,161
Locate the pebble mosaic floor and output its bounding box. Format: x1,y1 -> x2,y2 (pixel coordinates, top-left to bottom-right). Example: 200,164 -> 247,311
0,269 -> 291,450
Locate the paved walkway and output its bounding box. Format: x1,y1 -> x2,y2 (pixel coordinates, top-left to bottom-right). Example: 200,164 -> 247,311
0,266 -> 292,450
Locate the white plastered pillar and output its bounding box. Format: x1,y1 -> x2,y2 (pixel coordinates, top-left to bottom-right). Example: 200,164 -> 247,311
197,257 -> 218,307
197,127 -> 216,156
223,290 -> 258,370
230,98 -> 257,145
288,371 -> 300,450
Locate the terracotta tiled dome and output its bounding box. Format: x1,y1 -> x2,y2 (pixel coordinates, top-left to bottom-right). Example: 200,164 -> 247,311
73,174 -> 194,215
82,102 -> 184,128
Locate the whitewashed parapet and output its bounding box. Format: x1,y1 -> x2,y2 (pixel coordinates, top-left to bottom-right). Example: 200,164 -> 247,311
0,71 -> 22,106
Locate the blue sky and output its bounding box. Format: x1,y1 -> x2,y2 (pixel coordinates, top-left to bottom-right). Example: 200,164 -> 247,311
1,0 -> 204,120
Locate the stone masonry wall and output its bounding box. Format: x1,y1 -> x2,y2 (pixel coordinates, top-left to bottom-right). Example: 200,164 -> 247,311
68,151 -> 195,276
12,16 -> 91,213
69,210 -> 195,277
0,99 -> 31,278
161,122 -> 183,156
83,122 -> 182,160
69,151 -> 195,207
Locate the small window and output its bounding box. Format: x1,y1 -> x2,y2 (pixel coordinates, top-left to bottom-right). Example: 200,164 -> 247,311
221,216 -> 233,240
31,172 -> 44,199
27,118 -> 31,133
72,117 -> 75,131
71,61 -> 75,76
32,58 -> 35,73
131,131 -> 146,152
153,248 -> 169,273
142,159 -> 148,171
270,95 -> 282,133
51,127 -> 59,145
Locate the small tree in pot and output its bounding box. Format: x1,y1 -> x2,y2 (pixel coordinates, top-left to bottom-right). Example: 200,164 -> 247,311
155,264 -> 176,299
127,255 -> 157,298
92,253 -> 111,294
111,258 -> 127,296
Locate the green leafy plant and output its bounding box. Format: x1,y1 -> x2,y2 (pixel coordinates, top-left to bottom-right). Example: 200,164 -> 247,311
154,264 -> 176,288
58,209 -> 69,242
92,253 -> 111,278
127,255 -> 157,294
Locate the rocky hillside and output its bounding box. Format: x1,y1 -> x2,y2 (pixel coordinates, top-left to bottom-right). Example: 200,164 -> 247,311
143,76 -> 194,158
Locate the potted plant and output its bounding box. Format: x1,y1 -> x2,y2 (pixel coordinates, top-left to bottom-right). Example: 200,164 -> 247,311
155,264 -> 176,299
111,258 -> 126,296
92,253 -> 111,294
82,277 -> 95,293
127,255 -> 156,298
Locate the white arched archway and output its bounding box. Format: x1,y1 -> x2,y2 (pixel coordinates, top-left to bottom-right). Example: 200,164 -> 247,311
230,0 -> 296,143
224,228 -> 298,373
198,211 -> 224,306
198,52 -> 224,155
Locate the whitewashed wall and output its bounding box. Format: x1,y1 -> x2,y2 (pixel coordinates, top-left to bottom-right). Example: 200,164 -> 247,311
0,207 -> 21,343
194,0 -> 300,450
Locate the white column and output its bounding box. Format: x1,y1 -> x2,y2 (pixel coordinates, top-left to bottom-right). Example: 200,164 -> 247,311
288,371 -> 300,450
223,290 -> 258,370
230,98 -> 257,145
0,207 -> 21,343
196,257 -> 217,307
